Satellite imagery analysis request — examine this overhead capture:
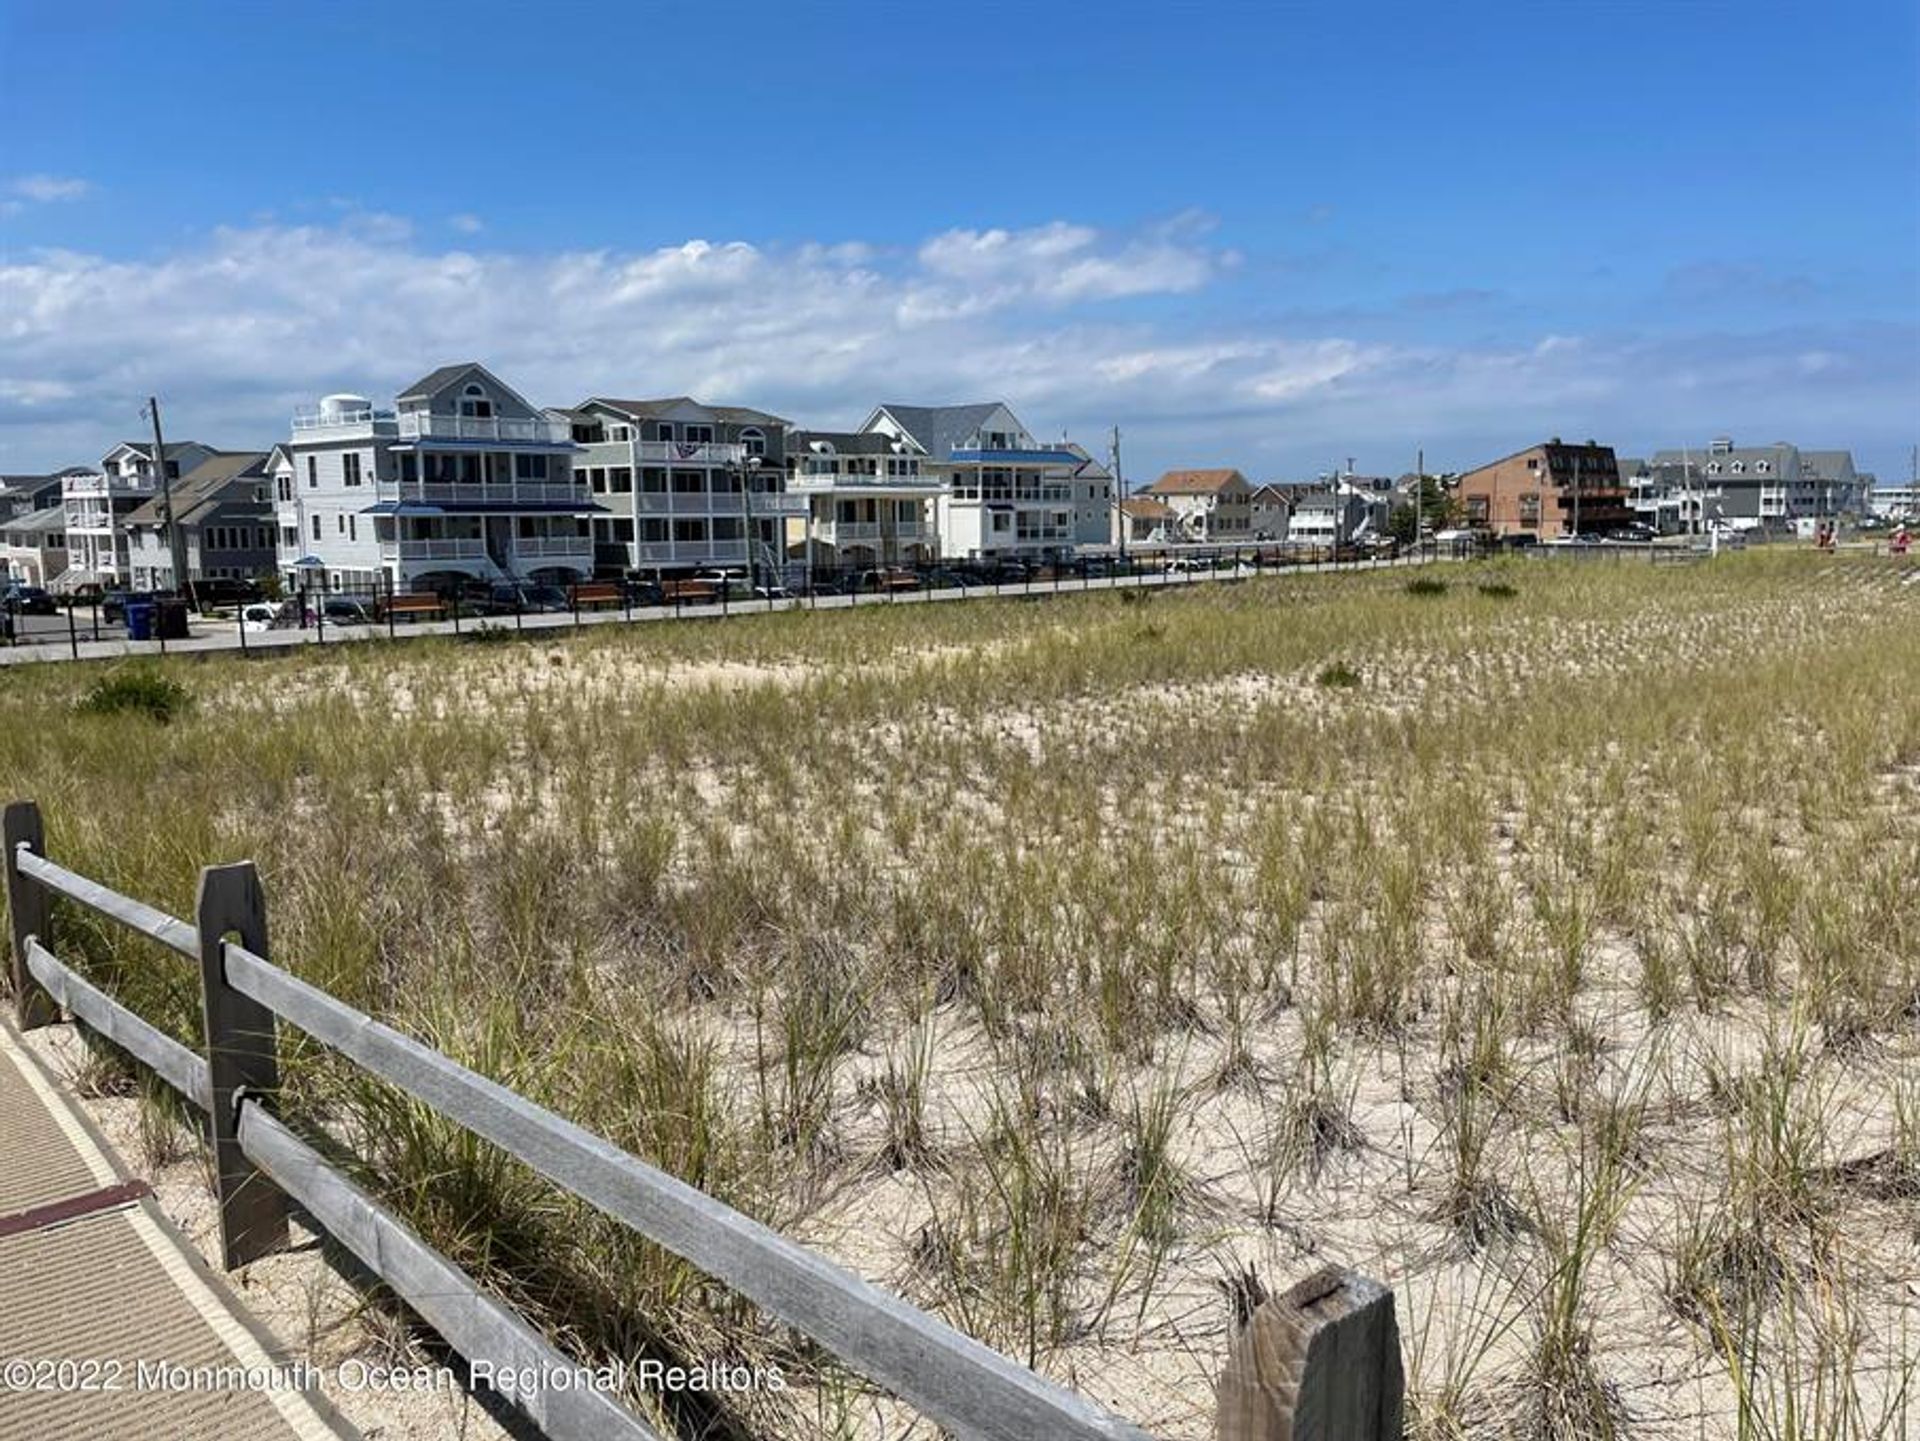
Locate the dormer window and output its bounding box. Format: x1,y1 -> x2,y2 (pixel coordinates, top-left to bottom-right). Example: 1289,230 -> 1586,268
1706,462 -> 1722,475
1755,461 -> 1770,475
457,383 -> 493,419
1730,461 -> 1745,475
740,427 -> 766,458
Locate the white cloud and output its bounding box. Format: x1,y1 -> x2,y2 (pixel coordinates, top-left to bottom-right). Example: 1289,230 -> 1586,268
449,213 -> 484,235
10,174 -> 92,203
0,214 -> 1911,480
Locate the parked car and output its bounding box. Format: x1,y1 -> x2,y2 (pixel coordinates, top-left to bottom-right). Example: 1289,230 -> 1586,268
239,601 -> 284,633
318,596 -> 375,625
921,567 -> 979,590
187,577 -> 263,611
620,577 -> 666,607
1604,523 -> 1657,544
1,584 -> 57,616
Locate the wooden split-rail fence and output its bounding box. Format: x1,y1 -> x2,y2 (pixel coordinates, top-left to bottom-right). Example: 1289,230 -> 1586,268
3,798 -> 1404,1441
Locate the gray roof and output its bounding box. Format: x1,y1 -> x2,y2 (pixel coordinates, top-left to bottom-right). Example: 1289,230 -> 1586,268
108,440 -> 214,462
869,403 -> 1006,461
788,429 -> 907,457
2,506 -> 69,537
396,362 -> 486,403
123,452 -> 269,528
1798,449 -> 1856,478
587,396 -> 789,427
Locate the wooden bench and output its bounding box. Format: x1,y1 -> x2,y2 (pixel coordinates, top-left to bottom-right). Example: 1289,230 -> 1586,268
661,581 -> 718,604
381,594 -> 446,622
569,582 -> 622,610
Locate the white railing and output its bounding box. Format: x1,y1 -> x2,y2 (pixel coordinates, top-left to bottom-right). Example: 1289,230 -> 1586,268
375,481 -> 587,506
397,413 -> 573,445
380,538 -> 487,560
634,440 -> 747,465
631,540 -> 751,565
624,490 -> 806,516
514,537 -> 593,557
786,475 -> 938,496
62,473 -> 153,498
291,407 -> 397,434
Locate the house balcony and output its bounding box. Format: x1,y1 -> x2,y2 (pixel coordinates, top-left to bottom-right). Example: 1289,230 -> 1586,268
291,406 -> 398,440
787,474 -> 944,498
630,539 -> 751,566
622,440 -> 748,465
374,480 -> 591,508
626,490 -> 808,516
62,472 -> 152,500
815,520 -> 935,545
399,413 -> 573,445
514,536 -> 594,560
378,538 -> 487,562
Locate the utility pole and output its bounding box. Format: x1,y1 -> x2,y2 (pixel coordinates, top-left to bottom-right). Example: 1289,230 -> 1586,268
1415,446 -> 1424,553
1110,424 -> 1127,563
145,396 -> 190,599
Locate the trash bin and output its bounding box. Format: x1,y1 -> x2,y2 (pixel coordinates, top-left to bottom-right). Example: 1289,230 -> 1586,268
156,598 -> 190,641
125,601 -> 156,640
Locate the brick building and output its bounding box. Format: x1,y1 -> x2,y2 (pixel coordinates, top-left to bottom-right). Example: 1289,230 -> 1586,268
1456,438 -> 1629,539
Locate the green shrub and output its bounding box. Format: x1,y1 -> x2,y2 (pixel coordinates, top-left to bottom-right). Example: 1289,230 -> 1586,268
1405,577 -> 1450,597
1477,581 -> 1518,599
76,668 -> 191,723
1317,661 -> 1361,689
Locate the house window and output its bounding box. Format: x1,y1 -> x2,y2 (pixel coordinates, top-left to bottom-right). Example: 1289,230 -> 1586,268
343,452 -> 363,486
306,456 -> 318,488
348,515 -> 357,541
672,519 -> 707,543
685,425 -> 714,444
282,526 -> 298,548
312,515 -> 322,541
740,428 -> 766,458
399,453 -> 417,482
457,383 -> 493,419
277,476 -> 293,502
609,468 -> 632,492
514,453 -> 549,481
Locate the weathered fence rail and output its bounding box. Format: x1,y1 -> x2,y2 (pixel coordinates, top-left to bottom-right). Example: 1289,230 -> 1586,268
3,797 -> 1403,1441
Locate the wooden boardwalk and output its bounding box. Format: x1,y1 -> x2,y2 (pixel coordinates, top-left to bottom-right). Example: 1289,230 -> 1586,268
0,1021 -> 350,1441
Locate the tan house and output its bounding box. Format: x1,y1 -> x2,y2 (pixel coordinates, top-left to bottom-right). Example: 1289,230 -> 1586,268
1140,468 -> 1253,543
1119,496 -> 1177,544
1456,439 -> 1629,539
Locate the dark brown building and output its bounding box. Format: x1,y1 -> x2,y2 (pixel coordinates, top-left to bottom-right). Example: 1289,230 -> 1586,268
1457,438 -> 1630,539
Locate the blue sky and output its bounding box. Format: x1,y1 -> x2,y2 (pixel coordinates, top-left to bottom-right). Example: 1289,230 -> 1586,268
3,0 -> 1916,482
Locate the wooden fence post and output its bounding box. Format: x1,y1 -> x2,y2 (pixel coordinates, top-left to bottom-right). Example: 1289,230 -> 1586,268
1214,1266 -> 1404,1441
4,800 -> 57,1029
196,861 -> 288,1268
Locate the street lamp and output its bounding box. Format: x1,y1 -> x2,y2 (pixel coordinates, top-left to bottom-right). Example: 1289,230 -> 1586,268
731,455 -> 762,597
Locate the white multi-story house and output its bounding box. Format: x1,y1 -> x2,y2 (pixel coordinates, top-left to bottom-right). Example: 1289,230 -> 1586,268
1,507 -> 68,585
860,402 -> 1085,561
124,452 -> 276,590
784,430 -> 943,570
556,397 -> 806,577
1139,469 -> 1254,544
1644,437 -> 1871,531
273,363 -> 591,594
63,442 -> 222,587
1286,482 -> 1387,546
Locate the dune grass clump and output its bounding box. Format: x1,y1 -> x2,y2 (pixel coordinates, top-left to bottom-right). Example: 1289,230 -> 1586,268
1317,660 -> 1362,688
1406,576 -> 1450,596
75,666 -> 192,723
